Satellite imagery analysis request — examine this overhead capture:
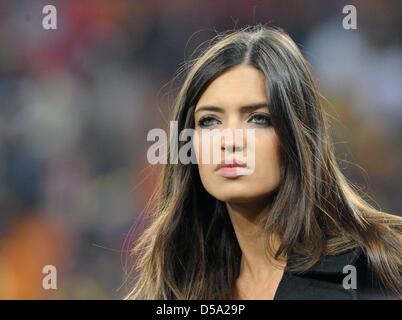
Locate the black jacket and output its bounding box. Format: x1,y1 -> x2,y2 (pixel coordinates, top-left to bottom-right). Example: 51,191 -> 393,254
273,246 -> 400,300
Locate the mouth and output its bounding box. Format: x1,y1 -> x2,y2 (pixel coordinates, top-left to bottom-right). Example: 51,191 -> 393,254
215,160 -> 248,178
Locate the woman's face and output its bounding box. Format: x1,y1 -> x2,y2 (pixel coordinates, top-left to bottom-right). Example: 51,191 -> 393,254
193,65 -> 284,205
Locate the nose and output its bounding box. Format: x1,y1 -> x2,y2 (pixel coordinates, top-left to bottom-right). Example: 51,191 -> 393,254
221,138 -> 243,152
220,126 -> 246,153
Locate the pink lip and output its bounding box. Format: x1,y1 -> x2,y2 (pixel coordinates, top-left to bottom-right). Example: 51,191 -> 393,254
216,159 -> 247,170
215,166 -> 245,178
215,159 -> 248,178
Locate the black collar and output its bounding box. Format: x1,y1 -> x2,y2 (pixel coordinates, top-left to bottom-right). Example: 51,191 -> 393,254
288,246 -> 364,275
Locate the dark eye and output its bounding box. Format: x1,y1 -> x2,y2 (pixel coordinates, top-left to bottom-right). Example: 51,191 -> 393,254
197,116 -> 220,128
249,113 -> 272,126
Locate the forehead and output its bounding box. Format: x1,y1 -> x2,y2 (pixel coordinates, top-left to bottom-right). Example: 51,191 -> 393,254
195,65 -> 269,111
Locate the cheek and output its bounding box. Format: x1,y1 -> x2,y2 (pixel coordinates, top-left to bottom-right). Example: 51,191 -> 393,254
193,130 -> 202,163
196,160 -> 218,201
193,131 -> 214,184
193,129 -> 220,167
253,130 -> 283,183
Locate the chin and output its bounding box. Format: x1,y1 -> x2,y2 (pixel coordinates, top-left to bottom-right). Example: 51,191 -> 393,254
210,188 -> 265,203
209,183 -> 280,204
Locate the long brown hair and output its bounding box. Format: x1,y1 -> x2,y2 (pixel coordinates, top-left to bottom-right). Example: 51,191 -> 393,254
125,25 -> 402,299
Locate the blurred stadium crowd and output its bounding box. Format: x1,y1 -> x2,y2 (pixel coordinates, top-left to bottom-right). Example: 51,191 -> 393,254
0,0 -> 401,299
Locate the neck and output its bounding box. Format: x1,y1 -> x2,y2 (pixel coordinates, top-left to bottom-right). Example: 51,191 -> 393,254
226,199 -> 287,281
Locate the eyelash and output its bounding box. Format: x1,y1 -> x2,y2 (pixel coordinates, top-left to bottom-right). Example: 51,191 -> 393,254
197,113 -> 272,128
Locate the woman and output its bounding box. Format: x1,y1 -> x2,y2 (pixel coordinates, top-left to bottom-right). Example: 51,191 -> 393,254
126,25 -> 402,299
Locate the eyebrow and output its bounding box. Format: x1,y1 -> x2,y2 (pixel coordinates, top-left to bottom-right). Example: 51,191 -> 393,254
195,102 -> 270,114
